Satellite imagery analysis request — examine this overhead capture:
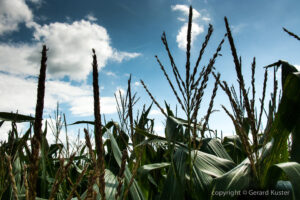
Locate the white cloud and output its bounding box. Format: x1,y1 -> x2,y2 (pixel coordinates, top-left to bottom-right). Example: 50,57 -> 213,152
0,0 -> 33,35
105,71 -> 117,77
85,13 -> 97,22
0,20 -> 140,81
0,73 -> 117,117
177,17 -> 186,22
176,22 -> 204,50
171,5 -> 201,20
149,109 -> 163,116
171,5 -> 208,50
231,24 -> 247,34
0,1 -> 142,127
202,17 -> 211,22
294,65 -> 300,71
28,0 -> 42,4
33,20 -> 129,80
115,87 -> 126,95
70,96 -> 116,116
0,122 -> 26,142
0,44 -> 40,76
134,81 -> 141,86
153,124 -> 165,136
0,73 -> 37,114
112,51 -> 141,63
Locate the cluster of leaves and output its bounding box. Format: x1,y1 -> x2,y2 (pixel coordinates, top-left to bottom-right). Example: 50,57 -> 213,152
1,6 -> 300,200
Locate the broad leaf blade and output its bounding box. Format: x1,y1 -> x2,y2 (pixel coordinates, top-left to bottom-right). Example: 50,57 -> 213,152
107,129 -> 145,200
0,112 -> 34,122
138,162 -> 170,176
201,138 -> 233,161
265,162 -> 300,200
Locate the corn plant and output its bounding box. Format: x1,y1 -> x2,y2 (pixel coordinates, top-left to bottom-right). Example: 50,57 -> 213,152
0,5 -> 300,200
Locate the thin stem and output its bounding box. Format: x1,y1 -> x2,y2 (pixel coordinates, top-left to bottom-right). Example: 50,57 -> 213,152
155,56 -> 186,113
200,73 -> 220,137
190,24 -> 213,87
283,27 -> 300,41
257,69 -> 268,134
140,80 -> 167,118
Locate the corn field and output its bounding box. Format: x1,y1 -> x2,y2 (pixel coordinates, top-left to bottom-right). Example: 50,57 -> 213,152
0,6 -> 300,200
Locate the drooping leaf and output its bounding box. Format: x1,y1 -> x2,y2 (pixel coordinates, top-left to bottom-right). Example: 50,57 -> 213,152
190,164 -> 213,200
211,140 -> 274,200
265,162 -> 300,200
291,117 -> 300,163
273,181 -> 293,200
280,61 -> 298,88
262,73 -> 300,184
78,169 -> 119,200
165,116 -> 185,143
69,120 -> 94,125
201,138 -> 233,161
0,112 -> 34,122
160,148 -> 187,200
138,162 -> 170,176
135,128 -> 186,149
107,128 -> 145,200
222,135 -> 245,164
191,150 -> 235,178
211,159 -> 252,200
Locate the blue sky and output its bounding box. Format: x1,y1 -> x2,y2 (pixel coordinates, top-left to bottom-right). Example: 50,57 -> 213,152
1,0 -> 300,142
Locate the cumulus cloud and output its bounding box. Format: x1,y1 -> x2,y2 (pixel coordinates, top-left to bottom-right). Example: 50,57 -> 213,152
105,71 -> 117,77
0,20 -> 141,81
0,122 -> 26,142
149,109 -> 163,116
0,0 -> 141,129
0,73 -> 37,114
115,87 -> 126,99
0,44 -> 40,76
176,23 -> 204,50
0,73 -> 117,117
202,17 -> 211,22
171,5 -> 201,20
153,124 -> 165,136
70,96 -> 116,116
32,20 -> 140,80
112,51 -> 141,63
85,13 -> 98,22
0,0 -> 33,35
171,4 -> 210,50
28,0 -> 42,3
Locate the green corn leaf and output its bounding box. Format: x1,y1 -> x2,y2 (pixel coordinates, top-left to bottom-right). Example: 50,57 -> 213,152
69,120 -> 94,125
201,138 -> 233,161
160,148 -> 187,200
77,169 -> 118,200
261,72 -> 300,184
265,162 -> 300,200
191,150 -> 236,178
0,112 -> 34,122
211,159 -> 252,200
138,162 -> 170,175
107,128 -> 145,200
